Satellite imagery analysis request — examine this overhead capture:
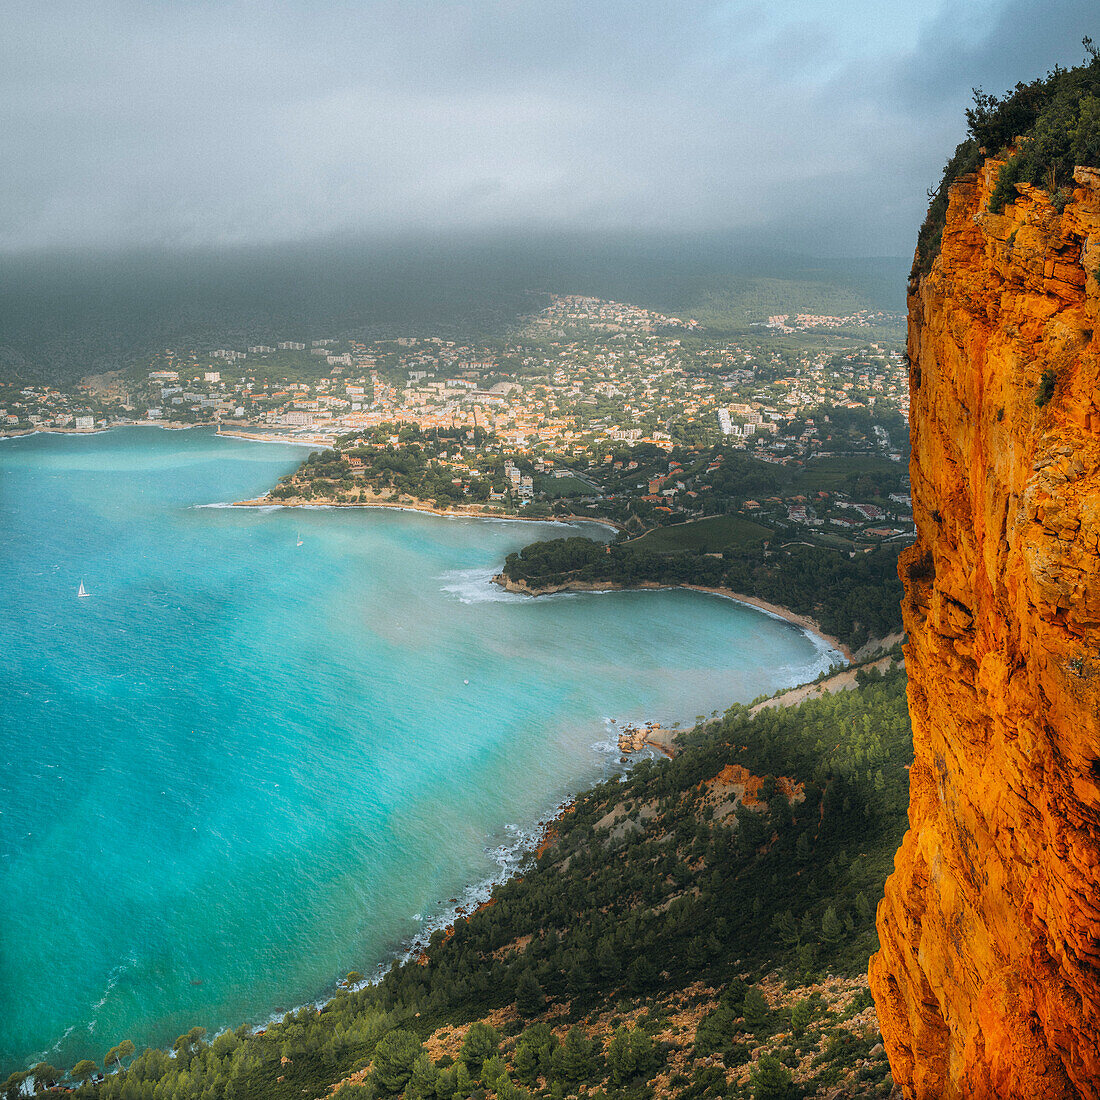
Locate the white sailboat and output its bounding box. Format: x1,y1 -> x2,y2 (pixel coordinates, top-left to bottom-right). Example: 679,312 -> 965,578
77,579 -> 90,598
296,530 -> 303,547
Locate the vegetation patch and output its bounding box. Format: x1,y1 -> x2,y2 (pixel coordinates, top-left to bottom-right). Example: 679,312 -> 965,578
1035,368 -> 1057,407
914,41 -> 1100,276
503,537 -> 903,650
630,515 -> 773,554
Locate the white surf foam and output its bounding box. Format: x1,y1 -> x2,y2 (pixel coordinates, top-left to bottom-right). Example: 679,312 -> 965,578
439,568 -> 524,604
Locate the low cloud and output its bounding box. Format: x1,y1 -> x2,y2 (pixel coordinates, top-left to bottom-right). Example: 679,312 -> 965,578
1,0 -> 1095,255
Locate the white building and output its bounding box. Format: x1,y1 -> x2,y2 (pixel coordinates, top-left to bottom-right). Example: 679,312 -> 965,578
277,411 -> 314,427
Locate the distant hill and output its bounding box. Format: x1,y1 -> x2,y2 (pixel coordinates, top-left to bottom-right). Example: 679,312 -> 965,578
0,237 -> 906,386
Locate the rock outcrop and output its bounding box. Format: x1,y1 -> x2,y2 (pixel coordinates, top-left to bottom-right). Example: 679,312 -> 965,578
869,160 -> 1100,1097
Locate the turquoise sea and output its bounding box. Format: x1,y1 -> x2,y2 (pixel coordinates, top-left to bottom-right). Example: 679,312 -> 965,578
0,427 -> 838,1074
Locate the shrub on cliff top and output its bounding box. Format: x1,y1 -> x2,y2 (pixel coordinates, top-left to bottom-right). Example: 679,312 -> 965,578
914,39 -> 1100,277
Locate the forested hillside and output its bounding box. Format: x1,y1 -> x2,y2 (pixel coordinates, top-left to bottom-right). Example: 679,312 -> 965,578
501,539 -> 903,651
17,663 -> 910,1100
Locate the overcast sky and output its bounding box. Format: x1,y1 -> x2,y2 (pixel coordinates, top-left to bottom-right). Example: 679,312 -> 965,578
1,0 -> 1095,257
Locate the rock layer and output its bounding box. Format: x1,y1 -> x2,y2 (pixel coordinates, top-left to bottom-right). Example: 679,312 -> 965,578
869,160 -> 1100,1097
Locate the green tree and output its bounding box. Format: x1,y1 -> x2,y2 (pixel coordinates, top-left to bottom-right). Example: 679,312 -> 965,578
212,1031 -> 240,1058
333,1085 -> 373,1099
821,905 -> 844,945
790,997 -> 814,1038
694,1004 -> 735,1057
103,1039 -> 135,1073
796,942 -> 817,979
594,939 -> 621,982
751,1055 -> 793,1100
459,1021 -> 499,1078
514,1023 -> 557,1086
407,1053 -> 440,1100
626,955 -> 658,993
3,1072 -> 29,1100
450,1061 -> 473,1100
515,972 -> 545,1017
550,1026 -> 601,1086
607,1025 -> 657,1085
173,1026 -> 207,1069
480,1055 -> 508,1091
71,1060 -> 98,1085
32,1063 -> 59,1090
496,1076 -> 523,1100
373,1029 -> 423,1094
742,986 -> 770,1034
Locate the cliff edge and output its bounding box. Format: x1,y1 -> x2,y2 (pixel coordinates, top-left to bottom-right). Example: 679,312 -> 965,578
869,158 -> 1100,1097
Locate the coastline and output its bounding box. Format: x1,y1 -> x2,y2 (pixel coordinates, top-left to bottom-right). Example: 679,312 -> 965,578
0,421 -> 204,439
215,428 -> 336,448
492,573 -> 852,661
229,491 -> 626,532
371,795 -> 577,982
7,425 -> 850,1076
0,423 -> 328,444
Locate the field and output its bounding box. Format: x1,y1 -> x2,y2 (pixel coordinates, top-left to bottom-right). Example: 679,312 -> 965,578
536,474 -> 599,498
629,514 -> 772,552
786,455 -> 905,492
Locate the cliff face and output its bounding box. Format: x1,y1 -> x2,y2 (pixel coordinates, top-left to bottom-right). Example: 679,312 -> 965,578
869,161 -> 1100,1097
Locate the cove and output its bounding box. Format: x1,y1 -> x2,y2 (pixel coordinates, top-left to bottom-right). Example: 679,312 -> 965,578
0,428 -> 838,1073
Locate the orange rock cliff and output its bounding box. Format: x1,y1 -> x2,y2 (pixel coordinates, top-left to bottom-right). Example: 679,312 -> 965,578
868,158 -> 1100,1097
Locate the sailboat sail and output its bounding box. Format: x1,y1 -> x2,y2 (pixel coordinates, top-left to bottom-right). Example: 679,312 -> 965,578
77,579 -> 89,598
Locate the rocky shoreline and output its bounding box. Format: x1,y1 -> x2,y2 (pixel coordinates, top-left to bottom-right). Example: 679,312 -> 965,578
614,720 -> 678,759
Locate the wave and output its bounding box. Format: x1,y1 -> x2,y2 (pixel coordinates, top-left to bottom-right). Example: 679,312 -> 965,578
382,795 -> 576,979
439,568 -> 524,604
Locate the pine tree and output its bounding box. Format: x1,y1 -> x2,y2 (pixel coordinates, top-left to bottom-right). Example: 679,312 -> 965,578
742,986 -> 770,1034
751,1055 -> 793,1100
459,1022 -> 499,1078
372,1029 -> 423,1094
820,905 -> 844,945
550,1027 -> 601,1085
407,1053 -> 439,1100
515,972 -> 545,1017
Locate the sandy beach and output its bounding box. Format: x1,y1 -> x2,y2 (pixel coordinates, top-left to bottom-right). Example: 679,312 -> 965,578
230,490 -> 625,531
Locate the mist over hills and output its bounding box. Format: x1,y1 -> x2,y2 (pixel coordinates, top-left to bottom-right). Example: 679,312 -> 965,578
0,234 -> 907,385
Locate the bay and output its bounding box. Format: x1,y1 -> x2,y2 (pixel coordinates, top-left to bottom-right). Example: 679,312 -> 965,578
0,427 -> 837,1073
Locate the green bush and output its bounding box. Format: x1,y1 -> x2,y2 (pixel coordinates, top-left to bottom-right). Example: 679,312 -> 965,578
916,41 -> 1100,274
751,1055 -> 794,1100
1036,368 -> 1057,407
459,1022 -> 499,1078
372,1029 -> 423,1094
742,987 -> 771,1035
549,1026 -> 602,1086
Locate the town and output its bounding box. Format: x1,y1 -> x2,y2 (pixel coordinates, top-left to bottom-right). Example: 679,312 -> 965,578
1,293 -> 911,552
